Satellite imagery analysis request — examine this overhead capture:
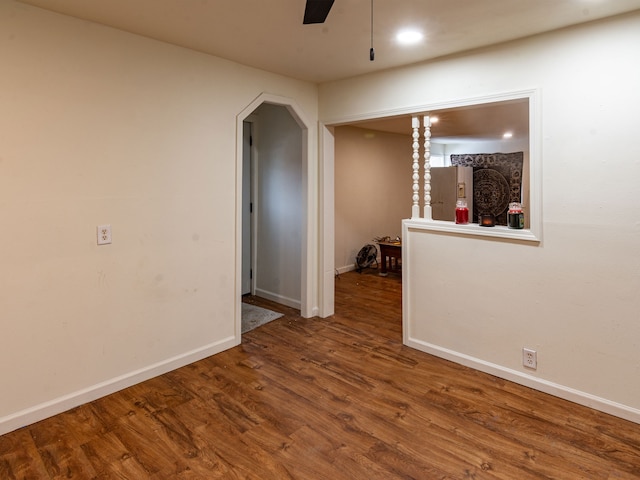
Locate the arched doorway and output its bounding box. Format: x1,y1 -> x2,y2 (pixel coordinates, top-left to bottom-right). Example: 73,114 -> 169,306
235,93 -> 317,338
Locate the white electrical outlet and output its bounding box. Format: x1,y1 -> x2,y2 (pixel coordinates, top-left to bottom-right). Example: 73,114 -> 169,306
97,225 -> 112,245
523,348 -> 537,369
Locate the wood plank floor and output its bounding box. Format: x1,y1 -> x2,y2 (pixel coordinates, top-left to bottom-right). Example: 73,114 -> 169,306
1,269 -> 639,479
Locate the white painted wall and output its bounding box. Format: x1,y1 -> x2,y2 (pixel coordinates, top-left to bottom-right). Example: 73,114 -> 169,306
320,12 -> 640,421
253,104 -> 303,308
334,126 -> 409,272
0,1 -> 318,434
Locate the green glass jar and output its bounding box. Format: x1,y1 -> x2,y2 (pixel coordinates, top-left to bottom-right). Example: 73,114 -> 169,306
507,202 -> 524,229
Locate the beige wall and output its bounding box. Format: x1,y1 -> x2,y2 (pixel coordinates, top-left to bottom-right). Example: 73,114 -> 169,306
0,1 -> 318,433
254,104 -> 303,307
3,0 -> 639,434
334,126 -> 408,271
321,12 -> 640,421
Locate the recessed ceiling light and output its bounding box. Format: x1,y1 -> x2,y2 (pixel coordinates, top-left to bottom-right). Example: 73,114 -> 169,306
396,29 -> 424,45
503,132 -> 513,138
430,116 -> 439,124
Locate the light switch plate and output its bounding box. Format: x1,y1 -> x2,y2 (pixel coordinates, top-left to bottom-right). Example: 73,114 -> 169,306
97,225 -> 112,245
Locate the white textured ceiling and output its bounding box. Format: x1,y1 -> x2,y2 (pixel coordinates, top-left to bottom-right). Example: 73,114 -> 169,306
354,98 -> 530,142
16,0 -> 640,83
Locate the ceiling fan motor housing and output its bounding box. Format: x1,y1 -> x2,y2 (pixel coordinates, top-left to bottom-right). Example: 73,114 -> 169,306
303,0 -> 335,24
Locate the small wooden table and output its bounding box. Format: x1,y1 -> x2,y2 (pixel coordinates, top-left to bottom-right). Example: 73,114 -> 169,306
377,242 -> 401,276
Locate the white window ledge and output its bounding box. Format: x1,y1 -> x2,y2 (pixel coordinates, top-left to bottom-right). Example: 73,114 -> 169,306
403,218 -> 541,243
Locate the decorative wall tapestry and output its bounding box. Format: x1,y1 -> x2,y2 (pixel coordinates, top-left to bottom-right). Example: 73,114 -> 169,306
450,152 -> 523,226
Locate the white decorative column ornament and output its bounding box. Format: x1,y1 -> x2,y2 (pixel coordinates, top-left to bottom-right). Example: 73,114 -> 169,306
411,116 -> 421,218
423,115 -> 432,220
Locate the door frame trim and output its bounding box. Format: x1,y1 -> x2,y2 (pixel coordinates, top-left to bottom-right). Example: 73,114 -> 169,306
235,93 -> 317,339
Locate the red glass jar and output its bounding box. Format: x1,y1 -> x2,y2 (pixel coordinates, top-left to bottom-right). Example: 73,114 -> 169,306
455,200 -> 469,224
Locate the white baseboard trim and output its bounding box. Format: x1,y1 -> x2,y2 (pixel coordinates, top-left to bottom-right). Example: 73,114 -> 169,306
405,336 -> 640,425
0,335 -> 239,436
337,259 -> 385,276
336,264 -> 356,275
254,288 -> 301,310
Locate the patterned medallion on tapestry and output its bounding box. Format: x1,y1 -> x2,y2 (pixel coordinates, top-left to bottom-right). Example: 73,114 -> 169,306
450,152 -> 523,226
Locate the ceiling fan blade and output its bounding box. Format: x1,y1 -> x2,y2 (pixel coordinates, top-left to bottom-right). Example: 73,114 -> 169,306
303,0 -> 335,24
